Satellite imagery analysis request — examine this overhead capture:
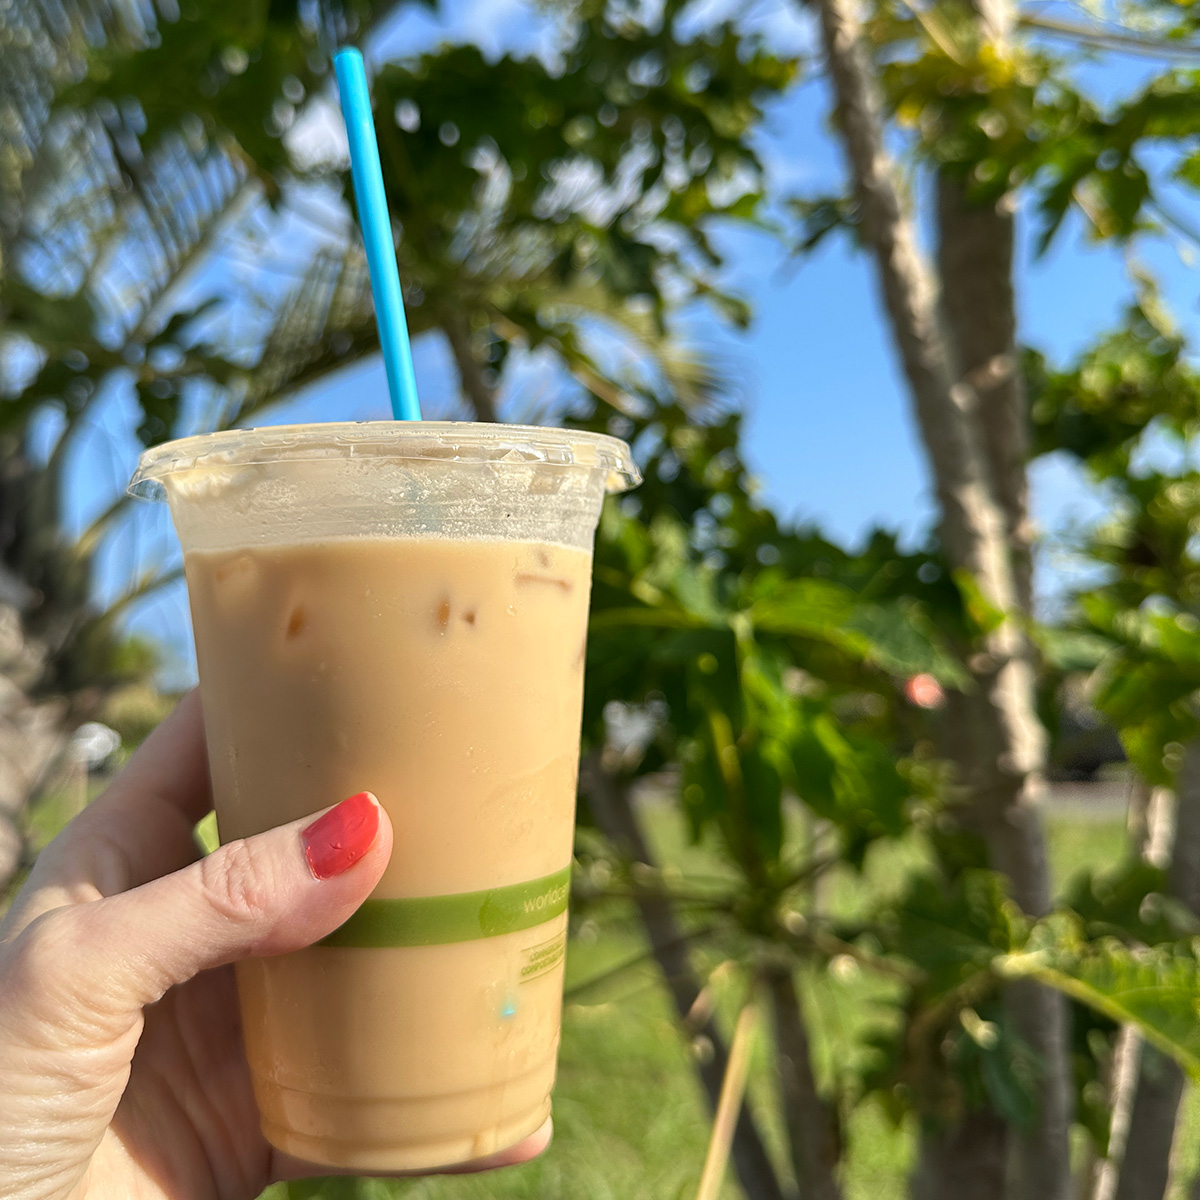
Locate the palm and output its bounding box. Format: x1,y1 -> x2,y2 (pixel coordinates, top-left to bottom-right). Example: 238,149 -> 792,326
103,967 -> 272,1200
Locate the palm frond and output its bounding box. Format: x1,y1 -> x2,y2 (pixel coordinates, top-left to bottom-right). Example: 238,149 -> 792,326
239,241 -> 378,416
17,118 -> 256,345
0,0 -> 153,254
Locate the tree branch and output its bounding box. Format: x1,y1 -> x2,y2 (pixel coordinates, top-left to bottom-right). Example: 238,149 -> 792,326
810,0 -> 1053,909
765,962 -> 842,1200
810,0 -> 1012,613
936,179 -> 1032,613
443,313 -> 498,422
1110,741 -> 1200,1200
911,1111 -> 1007,1200
1111,1041 -> 1182,1200
1019,14 -> 1200,61
580,754 -> 788,1200
695,993 -> 760,1200
98,565 -> 185,624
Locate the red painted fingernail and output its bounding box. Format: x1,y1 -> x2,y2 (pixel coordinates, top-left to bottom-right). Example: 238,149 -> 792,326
301,792 -> 380,880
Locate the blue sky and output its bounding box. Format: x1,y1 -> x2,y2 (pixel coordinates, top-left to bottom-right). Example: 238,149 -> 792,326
67,0 -> 1200,679
287,0 -> 1200,549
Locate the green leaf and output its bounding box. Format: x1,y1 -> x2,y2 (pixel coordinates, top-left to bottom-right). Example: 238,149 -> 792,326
788,193 -> 859,253
750,578 -> 859,639
1000,915 -> 1200,1079
740,740 -> 785,863
880,869 -> 1023,999
1064,858 -> 1196,945
951,569 -> 1005,635
751,580 -> 965,683
1034,627 -> 1115,674
842,598 -> 968,686
790,711 -> 915,864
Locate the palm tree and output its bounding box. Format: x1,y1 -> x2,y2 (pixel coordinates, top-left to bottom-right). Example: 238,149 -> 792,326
0,0 -> 788,1036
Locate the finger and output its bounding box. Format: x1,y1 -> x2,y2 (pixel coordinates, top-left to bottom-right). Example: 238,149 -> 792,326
14,792 -> 391,1026
271,1118 -> 554,1181
443,1118 -> 554,1175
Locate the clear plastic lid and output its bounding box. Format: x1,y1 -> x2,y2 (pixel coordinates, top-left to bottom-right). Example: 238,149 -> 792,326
130,421 -> 641,500
129,421 -> 641,553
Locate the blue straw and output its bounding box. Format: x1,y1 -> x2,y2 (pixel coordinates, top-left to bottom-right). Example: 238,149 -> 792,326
333,47 -> 422,421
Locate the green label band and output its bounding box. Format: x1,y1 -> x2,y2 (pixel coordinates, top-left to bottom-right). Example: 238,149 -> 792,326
321,866 -> 571,948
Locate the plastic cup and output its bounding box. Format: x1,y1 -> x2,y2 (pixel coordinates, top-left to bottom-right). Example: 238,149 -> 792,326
130,422 -> 639,1170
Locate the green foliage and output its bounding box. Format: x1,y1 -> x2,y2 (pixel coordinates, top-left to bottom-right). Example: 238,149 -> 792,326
787,194 -> 860,254
750,578 -> 967,686
372,15 -> 795,295
1083,600 -> 1200,781
0,0 -> 801,720
245,7 -> 800,420
580,398 -> 961,874
1031,292 -> 1200,782
862,865 -> 1040,1127
883,869 -> 1023,999
61,0 -> 379,186
1002,915 -> 1200,1080
855,862 -> 1200,1133
1063,855 -> 1196,946
4,0 -> 800,440
1070,997 -> 1121,1158
1028,298 -> 1200,476
860,3 -> 1200,253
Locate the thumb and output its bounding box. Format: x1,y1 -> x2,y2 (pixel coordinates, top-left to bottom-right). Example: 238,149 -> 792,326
30,791 -> 392,1019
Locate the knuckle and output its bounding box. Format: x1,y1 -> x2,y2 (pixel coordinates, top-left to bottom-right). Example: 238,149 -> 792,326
198,838 -> 276,924
1,909 -> 82,1001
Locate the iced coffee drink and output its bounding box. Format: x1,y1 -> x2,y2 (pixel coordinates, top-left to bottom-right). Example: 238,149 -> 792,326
130,423 -> 638,1170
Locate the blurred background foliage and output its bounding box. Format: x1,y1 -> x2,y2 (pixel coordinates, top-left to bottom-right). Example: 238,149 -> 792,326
6,1 -> 1200,1199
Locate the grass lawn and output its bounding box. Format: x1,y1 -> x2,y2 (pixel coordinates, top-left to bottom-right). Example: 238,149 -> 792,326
262,797 -> 1152,1200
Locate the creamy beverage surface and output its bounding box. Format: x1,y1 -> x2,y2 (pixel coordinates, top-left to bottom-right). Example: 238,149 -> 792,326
185,536 -> 592,1169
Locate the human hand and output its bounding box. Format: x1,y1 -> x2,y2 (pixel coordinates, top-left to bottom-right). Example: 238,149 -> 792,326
0,692 -> 550,1200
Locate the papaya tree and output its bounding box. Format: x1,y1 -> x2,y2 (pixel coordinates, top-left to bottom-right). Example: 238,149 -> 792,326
795,0 -> 1200,1193
1029,292 -> 1200,1200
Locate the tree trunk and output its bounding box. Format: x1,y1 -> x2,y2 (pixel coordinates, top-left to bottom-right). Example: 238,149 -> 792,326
1111,1044 -> 1183,1200
765,962 -> 842,1200
810,0 -> 1011,601
912,1112 -> 1008,1200
1168,741 -> 1200,912
443,313 -> 499,422
930,174 -> 1024,1200
939,0 -> 1030,608
809,0 -> 1071,1195
1127,777 -> 1152,853
1091,1026 -> 1143,1200
580,755 -> 788,1200
935,177 -> 1031,614
0,594 -> 71,897
1110,741 -> 1200,1200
